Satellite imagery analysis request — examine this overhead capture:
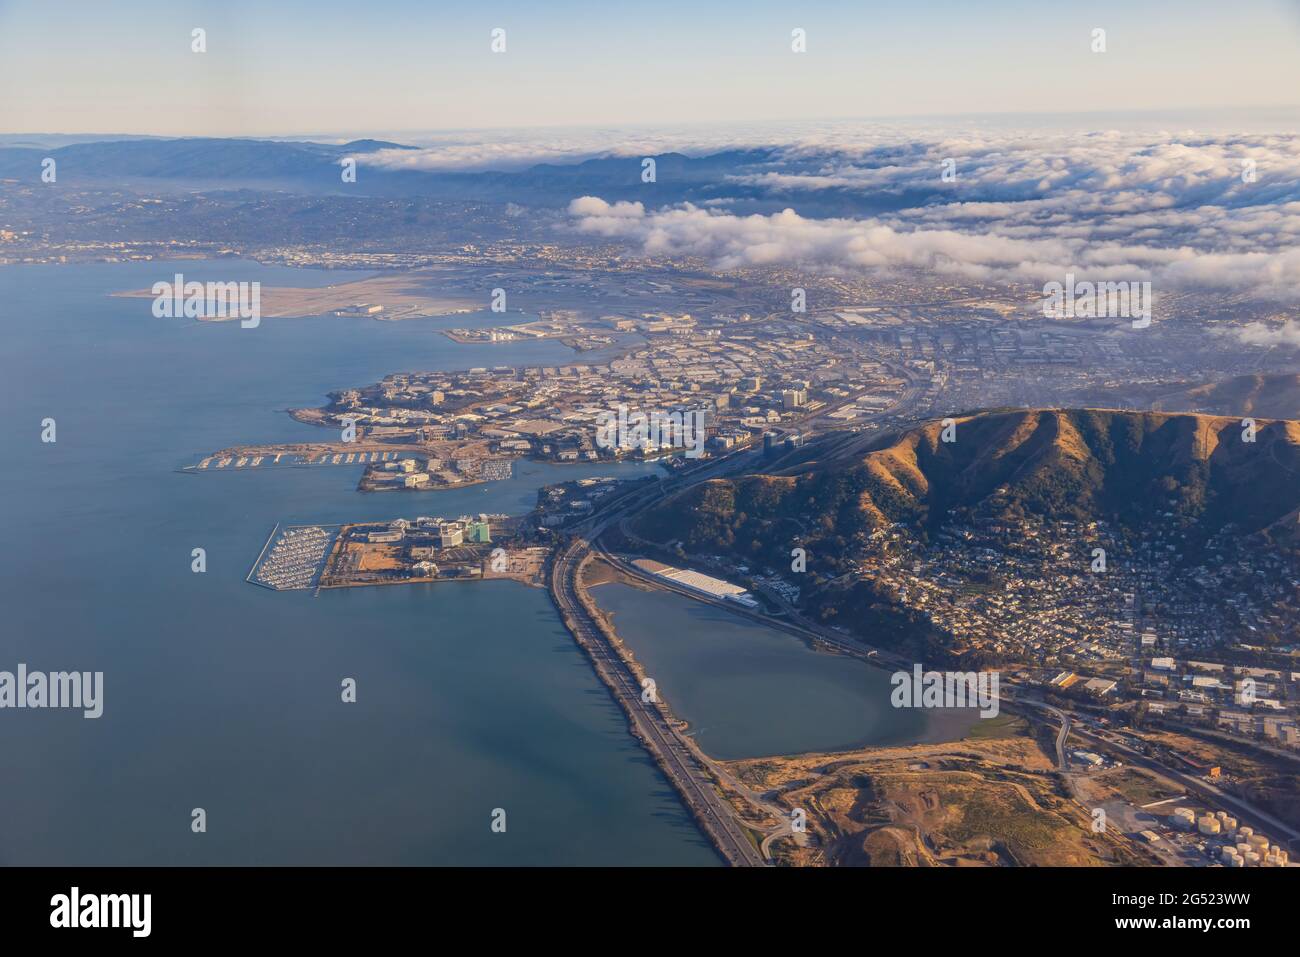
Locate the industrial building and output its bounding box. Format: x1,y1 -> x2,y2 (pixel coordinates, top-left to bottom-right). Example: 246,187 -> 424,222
633,559 -> 760,608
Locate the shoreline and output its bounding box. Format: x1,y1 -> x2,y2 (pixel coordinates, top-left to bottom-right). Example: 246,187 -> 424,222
588,569 -> 982,763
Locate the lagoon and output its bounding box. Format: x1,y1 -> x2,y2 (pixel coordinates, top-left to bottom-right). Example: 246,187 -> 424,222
590,582 -> 980,761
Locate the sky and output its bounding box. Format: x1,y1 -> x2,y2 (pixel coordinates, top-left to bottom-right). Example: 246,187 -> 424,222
1,0 -> 1299,137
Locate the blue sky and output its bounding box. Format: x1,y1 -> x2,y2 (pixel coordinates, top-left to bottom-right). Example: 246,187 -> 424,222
2,0 -> 1299,136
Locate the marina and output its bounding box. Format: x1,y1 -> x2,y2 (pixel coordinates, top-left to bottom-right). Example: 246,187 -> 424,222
3,261 -> 711,867
183,449 -> 403,471
247,524 -> 341,591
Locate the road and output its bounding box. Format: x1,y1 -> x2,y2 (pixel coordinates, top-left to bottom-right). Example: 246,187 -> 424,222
538,368 -> 935,865
1157,722 -> 1300,768
558,371 -> 1300,866
550,536 -> 768,866
1072,721 -> 1300,852
608,539 -> 1300,853
1047,703 -> 1072,771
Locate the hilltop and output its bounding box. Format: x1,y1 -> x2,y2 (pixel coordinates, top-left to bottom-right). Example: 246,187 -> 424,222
631,409 -> 1300,660
640,409 -> 1300,556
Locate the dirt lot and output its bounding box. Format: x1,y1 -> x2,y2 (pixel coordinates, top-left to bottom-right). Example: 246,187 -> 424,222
729,732 -> 1149,867
353,543 -> 402,572
1085,766 -> 1180,808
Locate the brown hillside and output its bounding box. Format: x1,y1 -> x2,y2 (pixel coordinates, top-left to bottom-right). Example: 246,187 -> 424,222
638,409 -> 1300,552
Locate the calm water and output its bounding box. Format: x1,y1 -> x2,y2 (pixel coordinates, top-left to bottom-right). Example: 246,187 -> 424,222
0,261 -> 718,865
591,583 -> 980,760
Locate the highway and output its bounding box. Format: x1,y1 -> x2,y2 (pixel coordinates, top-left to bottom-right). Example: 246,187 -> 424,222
1069,718 -> 1300,852
539,371 -> 934,865
606,537 -> 1300,854
550,536 -> 768,866
551,374 -> 1300,867
1010,694 -> 1300,853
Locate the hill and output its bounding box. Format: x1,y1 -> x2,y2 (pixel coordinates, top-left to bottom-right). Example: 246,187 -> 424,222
0,137 -> 412,192
631,409 -> 1300,660
640,409 -> 1300,556
0,137 -> 943,214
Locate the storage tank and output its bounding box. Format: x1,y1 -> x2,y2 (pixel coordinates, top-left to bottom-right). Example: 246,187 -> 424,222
1198,816 -> 1222,835
1220,846 -> 1240,864
1237,827 -> 1253,840
1224,853 -> 1243,868
1173,808 -> 1196,829
1249,834 -> 1269,851
1245,851 -> 1261,866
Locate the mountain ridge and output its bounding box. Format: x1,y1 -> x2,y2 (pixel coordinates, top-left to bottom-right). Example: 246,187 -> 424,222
636,408 -> 1300,558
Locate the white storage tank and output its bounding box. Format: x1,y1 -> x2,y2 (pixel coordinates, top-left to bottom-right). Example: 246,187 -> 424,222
1198,816 -> 1222,835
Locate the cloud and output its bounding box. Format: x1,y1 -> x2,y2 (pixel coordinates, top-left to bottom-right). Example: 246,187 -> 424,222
569,198 -> 1172,279
1231,319 -> 1300,347
356,125 -> 788,172
568,197 -> 643,219
563,127 -> 1300,297
362,142 -> 611,172
352,120 -> 1300,300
